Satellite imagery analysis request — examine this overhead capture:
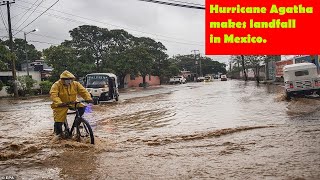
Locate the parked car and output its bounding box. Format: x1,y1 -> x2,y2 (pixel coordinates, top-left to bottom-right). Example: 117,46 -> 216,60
221,75 -> 227,81
169,76 -> 186,84
213,75 -> 219,79
283,63 -> 320,99
197,77 -> 206,82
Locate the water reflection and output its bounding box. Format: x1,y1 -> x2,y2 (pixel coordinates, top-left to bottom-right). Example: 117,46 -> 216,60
1,80 -> 320,179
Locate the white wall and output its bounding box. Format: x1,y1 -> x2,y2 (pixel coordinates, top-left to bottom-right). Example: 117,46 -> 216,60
0,86 -> 8,97
0,71 -> 42,97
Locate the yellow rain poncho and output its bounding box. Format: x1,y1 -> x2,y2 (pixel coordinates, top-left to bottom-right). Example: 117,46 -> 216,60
50,70 -> 92,122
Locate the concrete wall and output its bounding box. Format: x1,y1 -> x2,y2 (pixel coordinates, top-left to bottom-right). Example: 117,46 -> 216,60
0,71 -> 42,97
0,86 -> 8,97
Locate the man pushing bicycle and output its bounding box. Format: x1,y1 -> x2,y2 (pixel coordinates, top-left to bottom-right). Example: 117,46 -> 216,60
49,70 -> 93,138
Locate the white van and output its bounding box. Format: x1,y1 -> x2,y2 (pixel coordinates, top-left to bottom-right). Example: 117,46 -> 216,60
221,75 -> 227,81
84,73 -> 119,104
283,63 -> 320,99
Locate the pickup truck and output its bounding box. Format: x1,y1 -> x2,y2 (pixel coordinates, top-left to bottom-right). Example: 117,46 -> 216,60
169,76 -> 186,84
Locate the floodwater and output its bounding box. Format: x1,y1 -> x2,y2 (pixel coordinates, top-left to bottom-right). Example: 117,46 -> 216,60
1,80 -> 320,179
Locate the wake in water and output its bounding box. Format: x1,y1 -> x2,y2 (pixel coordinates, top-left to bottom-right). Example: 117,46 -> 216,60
286,98 -> 320,115
125,126 -> 274,146
0,132 -> 115,162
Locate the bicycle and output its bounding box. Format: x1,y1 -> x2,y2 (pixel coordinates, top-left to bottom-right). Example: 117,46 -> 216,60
59,101 -> 95,144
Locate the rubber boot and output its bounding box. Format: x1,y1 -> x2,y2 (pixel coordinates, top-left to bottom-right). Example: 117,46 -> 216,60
54,122 -> 63,136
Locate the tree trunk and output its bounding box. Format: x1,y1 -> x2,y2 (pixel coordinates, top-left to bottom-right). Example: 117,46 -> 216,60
241,55 -> 247,81
256,65 -> 260,84
119,75 -> 125,89
142,75 -> 146,85
265,59 -> 269,80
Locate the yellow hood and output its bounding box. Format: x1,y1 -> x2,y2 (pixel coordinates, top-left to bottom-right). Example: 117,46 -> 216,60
60,70 -> 75,79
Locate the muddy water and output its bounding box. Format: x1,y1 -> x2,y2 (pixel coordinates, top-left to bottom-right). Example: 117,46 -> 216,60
1,80 -> 320,179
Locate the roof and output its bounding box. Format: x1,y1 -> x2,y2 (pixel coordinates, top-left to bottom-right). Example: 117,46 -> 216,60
283,63 -> 317,71
86,73 -> 117,78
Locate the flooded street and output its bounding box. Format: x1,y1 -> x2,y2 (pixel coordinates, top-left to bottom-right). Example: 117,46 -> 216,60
1,80 -> 320,179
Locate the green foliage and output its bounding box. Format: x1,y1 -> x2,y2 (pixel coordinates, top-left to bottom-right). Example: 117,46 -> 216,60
18,76 -> 37,96
39,81 -> 53,94
44,45 -> 88,80
0,80 -> 3,91
44,25 -> 171,88
0,44 -> 12,71
5,76 -> 37,96
66,25 -> 112,72
5,81 -> 14,95
171,54 -> 227,76
1,39 -> 41,70
41,25 -> 225,87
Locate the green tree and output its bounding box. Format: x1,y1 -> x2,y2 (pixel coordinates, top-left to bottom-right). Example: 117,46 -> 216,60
0,44 -> 11,71
39,80 -> 53,94
171,54 -> 227,76
230,55 -> 266,83
162,58 -> 180,82
65,25 -> 112,72
110,50 -> 138,88
128,46 -> 154,86
246,55 -> 267,83
200,56 -> 227,75
107,29 -> 137,87
43,45 -> 93,80
1,39 -> 41,70
6,76 -> 37,96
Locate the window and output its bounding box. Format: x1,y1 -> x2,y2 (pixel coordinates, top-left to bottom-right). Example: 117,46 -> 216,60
295,70 -> 309,77
130,74 -> 135,80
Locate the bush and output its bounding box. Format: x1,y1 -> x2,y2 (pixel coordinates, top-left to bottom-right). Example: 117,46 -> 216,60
139,82 -> 149,88
5,80 -> 14,95
5,76 -> 37,96
0,80 -> 3,91
39,81 -> 53,94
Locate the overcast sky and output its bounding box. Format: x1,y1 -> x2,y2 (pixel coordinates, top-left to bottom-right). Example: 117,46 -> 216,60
0,0 -> 293,64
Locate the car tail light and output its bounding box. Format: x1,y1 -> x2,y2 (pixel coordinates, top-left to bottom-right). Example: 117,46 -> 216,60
315,80 -> 320,86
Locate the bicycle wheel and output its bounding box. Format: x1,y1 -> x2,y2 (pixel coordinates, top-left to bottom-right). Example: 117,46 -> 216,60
75,118 -> 95,144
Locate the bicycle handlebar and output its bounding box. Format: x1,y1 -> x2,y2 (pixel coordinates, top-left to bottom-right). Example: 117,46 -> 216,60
57,100 -> 93,107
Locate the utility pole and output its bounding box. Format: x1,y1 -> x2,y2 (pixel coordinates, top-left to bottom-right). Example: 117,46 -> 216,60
24,29 -> 38,77
24,32 -> 29,76
241,55 -> 247,81
1,0 -> 18,97
191,50 -> 201,77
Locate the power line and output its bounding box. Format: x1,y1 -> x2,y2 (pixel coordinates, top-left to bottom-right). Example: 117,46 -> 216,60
14,0 -> 59,36
166,0 -> 204,7
2,26 -> 204,47
0,33 -> 60,45
136,0 -> 205,10
1,27 -> 62,41
0,7 -> 8,32
29,32 -> 65,41
29,40 -> 59,45
14,0 -> 46,30
12,0 -> 40,27
14,3 -> 204,45
11,8 -> 29,19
